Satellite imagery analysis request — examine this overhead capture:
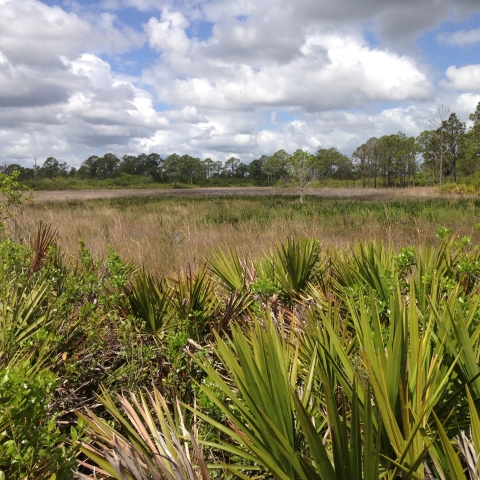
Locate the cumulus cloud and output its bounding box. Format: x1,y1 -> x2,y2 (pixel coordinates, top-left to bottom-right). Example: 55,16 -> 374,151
0,0 -> 144,67
0,0 -> 170,165
443,64 -> 480,93
165,106 -> 208,123
144,23 -> 432,113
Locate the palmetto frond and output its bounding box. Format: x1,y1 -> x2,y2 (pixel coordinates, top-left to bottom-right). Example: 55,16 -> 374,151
78,386 -> 211,480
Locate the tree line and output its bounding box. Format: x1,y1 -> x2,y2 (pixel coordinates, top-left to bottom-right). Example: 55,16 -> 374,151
3,102 -> 480,188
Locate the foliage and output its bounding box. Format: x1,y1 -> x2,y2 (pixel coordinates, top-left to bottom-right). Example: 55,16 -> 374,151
124,271 -> 173,335
1,177 -> 480,478
78,387 -> 211,480
0,363 -> 80,479
0,170 -> 32,240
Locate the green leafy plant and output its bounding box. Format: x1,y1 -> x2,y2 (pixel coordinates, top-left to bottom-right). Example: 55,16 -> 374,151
0,363 -> 79,479
0,170 -> 32,241
124,271 -> 173,335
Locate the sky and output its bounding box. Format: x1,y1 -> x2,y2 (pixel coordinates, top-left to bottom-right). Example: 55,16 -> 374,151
1,0 -> 480,168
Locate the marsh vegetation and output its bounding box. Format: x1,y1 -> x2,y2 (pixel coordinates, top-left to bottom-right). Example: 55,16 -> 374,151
23,194 -> 480,275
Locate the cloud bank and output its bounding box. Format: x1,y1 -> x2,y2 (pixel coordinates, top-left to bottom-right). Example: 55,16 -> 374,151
0,0 -> 479,166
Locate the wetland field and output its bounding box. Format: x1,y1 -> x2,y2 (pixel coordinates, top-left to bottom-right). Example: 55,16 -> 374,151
25,189 -> 480,275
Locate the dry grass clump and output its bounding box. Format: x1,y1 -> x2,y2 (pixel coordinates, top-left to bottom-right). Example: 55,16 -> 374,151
19,194 -> 480,276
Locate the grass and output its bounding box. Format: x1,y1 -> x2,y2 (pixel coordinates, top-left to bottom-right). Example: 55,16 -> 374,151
19,194 -> 480,277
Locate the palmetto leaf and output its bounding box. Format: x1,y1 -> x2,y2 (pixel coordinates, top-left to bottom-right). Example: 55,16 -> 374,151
124,271 -> 173,335
168,264 -> 217,322
333,239 -> 396,306
272,237 -> 320,299
78,386 -> 211,479
194,315 -> 385,480
0,280 -> 53,369
207,246 -> 246,293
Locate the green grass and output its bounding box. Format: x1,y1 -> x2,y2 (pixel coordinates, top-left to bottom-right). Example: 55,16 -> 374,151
54,194 -> 480,228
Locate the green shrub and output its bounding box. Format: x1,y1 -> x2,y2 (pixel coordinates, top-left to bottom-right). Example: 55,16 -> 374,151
0,363 -> 79,479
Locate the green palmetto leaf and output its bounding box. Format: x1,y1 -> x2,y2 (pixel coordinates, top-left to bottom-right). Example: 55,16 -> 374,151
207,245 -> 246,293
124,271 -> 173,335
0,280 -> 53,369
430,285 -> 480,399
343,281 -> 458,477
272,237 -> 320,299
432,412 -> 468,480
466,386 -> 480,473
193,319 -> 307,479
451,386 -> 480,479
168,264 -> 217,322
333,239 -> 396,305
194,314 -> 388,480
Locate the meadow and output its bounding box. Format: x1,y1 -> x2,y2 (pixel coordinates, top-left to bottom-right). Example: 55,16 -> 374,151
24,193 -> 480,275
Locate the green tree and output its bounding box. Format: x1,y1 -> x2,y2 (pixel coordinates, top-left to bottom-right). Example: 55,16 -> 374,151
202,158 -> 215,180
315,147 -> 353,183
213,160 -> 223,179
444,112 -> 465,182
417,129 -> 439,185
225,157 -> 241,177
248,156 -> 268,185
97,153 -> 120,179
180,155 -> 202,184
263,150 -> 289,186
119,155 -> 138,175
286,150 -> 317,203
78,155 -> 100,179
164,153 -> 181,187
39,157 -> 60,179
459,102 -> 480,176
430,105 -> 450,186
146,153 -> 163,181
2,165 -> 35,181
352,144 -> 368,188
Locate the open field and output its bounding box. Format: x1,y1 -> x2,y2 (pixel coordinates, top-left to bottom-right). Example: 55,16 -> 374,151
32,185 -> 457,203
23,192 -> 480,276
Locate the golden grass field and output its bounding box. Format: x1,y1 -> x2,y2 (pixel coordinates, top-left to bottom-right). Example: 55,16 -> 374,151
23,187 -> 478,276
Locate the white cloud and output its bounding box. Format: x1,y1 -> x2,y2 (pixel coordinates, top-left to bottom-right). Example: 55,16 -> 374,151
145,10 -> 191,55
0,0 -> 144,68
443,64 -> 480,93
0,48 -> 170,163
165,106 -> 208,123
437,28 -> 480,46
0,0 -> 479,167
143,24 -> 432,113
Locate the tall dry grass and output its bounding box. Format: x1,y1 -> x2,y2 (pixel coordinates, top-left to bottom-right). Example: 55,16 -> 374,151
19,194 -> 480,276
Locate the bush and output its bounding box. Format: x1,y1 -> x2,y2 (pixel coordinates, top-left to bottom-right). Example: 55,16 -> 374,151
0,364 -> 79,479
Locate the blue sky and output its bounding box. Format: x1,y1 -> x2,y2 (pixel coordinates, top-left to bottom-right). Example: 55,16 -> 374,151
0,0 -> 479,167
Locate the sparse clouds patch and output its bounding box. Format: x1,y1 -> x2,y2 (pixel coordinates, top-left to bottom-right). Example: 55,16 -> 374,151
437,28 -> 480,46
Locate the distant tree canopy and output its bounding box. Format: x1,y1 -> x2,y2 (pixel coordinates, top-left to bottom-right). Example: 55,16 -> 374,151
3,102 -> 480,188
